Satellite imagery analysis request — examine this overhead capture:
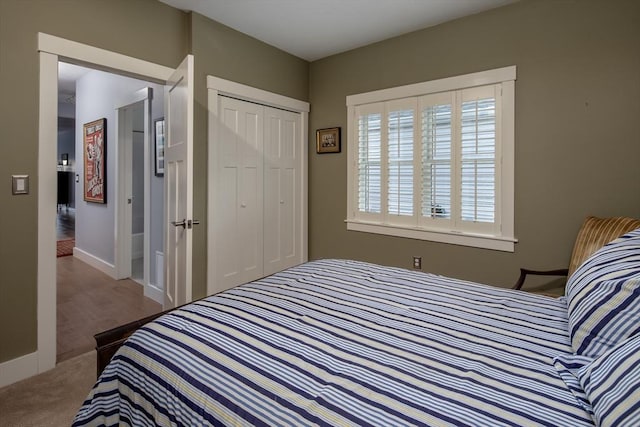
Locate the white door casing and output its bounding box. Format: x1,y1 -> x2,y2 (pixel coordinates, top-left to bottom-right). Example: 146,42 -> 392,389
26,33 -> 187,388
164,54 -> 194,310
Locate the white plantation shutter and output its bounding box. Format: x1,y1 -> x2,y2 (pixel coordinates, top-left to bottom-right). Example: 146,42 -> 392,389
420,93 -> 453,226
459,85 -> 499,233
357,104 -> 383,217
387,100 -> 416,220
347,66 -> 515,251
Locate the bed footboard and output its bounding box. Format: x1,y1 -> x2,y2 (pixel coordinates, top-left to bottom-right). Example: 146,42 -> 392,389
94,311 -> 167,378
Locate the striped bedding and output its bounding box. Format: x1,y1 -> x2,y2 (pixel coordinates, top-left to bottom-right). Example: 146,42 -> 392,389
74,259 -> 594,426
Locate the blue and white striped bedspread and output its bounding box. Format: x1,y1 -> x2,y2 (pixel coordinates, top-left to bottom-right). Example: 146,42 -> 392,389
74,259 -> 594,426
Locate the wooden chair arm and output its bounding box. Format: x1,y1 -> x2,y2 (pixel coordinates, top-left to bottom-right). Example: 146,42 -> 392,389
513,268 -> 569,290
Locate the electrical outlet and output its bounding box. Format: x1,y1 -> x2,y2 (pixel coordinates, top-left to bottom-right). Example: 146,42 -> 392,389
413,256 -> 422,270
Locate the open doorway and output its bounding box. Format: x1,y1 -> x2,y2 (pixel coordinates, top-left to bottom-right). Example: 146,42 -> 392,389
55,62 -> 164,362
38,34 -> 194,378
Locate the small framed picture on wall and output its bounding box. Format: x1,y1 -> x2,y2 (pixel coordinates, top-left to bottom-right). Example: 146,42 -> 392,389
154,117 -> 165,176
316,127 -> 341,154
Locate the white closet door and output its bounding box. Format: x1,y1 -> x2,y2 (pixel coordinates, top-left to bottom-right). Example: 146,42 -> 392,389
263,107 -> 301,276
214,96 -> 264,289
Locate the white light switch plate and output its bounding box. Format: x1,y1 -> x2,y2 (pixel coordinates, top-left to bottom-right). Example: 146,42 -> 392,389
12,175 -> 29,195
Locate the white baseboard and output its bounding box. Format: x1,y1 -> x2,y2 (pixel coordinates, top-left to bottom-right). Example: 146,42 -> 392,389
147,251 -> 164,305
73,246 -> 117,279
0,351 -> 39,388
132,232 -> 144,260
155,251 -> 164,290
144,283 -> 164,304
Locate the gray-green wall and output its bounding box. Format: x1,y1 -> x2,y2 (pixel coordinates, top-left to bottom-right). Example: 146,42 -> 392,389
2,0 -> 639,368
0,0 -> 307,364
308,0 -> 640,286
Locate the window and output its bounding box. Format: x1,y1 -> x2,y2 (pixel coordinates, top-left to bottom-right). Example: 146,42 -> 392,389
346,67 -> 516,251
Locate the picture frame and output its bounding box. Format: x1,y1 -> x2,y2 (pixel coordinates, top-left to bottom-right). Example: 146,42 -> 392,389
154,117 -> 165,176
316,127 -> 341,154
83,118 -> 107,203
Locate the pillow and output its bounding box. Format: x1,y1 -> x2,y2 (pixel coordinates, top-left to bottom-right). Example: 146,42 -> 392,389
577,334 -> 640,427
566,228 -> 640,357
553,353 -> 595,415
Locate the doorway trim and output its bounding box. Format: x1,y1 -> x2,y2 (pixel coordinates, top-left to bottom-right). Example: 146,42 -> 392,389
34,33 -> 173,380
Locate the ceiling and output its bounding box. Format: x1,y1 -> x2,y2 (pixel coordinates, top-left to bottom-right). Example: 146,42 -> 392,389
158,0 -> 517,61
58,0 -> 516,105
58,62 -> 90,97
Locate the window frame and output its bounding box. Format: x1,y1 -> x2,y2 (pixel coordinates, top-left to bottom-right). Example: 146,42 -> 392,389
346,66 -> 516,252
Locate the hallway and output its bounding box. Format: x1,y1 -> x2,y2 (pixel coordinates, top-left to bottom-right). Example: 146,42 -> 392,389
56,200 -> 161,363
56,207 -> 75,240
57,255 -> 162,362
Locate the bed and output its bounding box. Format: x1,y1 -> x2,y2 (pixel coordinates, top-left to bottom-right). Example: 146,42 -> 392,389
73,229 -> 640,427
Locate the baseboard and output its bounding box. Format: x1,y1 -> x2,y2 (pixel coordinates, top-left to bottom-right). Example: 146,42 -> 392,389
147,251 -> 164,305
0,351 -> 39,388
132,232 -> 144,260
144,283 -> 164,305
73,247 -> 117,279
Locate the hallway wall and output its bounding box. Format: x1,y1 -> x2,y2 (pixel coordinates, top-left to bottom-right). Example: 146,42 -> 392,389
75,69 -> 163,268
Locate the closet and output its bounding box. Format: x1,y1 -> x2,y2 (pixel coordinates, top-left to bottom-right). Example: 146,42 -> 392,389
212,95 -> 303,291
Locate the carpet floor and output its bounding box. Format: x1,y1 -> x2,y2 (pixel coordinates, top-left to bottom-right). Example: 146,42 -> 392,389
56,239 -> 75,258
0,351 -> 95,427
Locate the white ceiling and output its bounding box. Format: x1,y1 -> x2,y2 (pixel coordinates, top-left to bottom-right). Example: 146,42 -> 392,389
58,62 -> 90,96
58,0 -> 516,104
158,0 -> 517,61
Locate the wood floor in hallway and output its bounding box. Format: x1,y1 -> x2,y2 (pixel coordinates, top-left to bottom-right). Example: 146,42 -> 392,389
57,255 -> 162,363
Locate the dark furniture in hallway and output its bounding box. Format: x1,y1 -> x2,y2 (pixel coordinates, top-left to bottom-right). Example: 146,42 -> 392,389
57,171 -> 73,210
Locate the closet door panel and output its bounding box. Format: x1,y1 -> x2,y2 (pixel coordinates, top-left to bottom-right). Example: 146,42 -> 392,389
264,166 -> 281,266
264,107 -> 301,276
218,167 -> 239,280
239,108 -> 262,280
215,97 -> 263,289
281,167 -> 295,259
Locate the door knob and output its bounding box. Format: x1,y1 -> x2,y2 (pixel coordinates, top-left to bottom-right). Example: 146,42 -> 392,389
187,219 -> 200,229
171,219 -> 186,229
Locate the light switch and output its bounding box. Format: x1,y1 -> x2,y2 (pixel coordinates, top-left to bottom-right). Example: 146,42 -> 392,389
12,175 -> 29,195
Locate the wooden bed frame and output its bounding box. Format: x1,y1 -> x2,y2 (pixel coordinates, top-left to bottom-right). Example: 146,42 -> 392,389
93,287 -> 221,377
94,310 -> 168,378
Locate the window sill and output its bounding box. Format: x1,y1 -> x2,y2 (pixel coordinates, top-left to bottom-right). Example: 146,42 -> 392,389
345,220 -> 517,252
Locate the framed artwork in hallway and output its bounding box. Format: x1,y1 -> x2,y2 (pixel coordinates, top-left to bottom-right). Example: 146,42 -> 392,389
83,118 -> 107,203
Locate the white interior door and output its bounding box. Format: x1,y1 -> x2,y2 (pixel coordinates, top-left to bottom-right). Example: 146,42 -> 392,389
214,96 -> 264,290
263,107 -> 301,276
116,105 -> 134,280
164,55 -> 194,309
115,89 -> 152,282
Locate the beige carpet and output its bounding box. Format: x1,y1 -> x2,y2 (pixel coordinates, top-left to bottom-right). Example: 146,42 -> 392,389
0,351 -> 96,427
